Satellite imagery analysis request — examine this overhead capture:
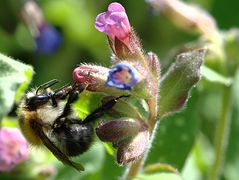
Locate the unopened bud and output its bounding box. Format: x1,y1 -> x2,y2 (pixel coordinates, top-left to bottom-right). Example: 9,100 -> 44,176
96,118 -> 141,142
146,52 -> 161,80
117,122 -> 149,165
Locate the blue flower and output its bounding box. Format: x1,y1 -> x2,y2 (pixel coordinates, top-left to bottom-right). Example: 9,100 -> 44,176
35,25 -> 62,54
106,63 -> 139,90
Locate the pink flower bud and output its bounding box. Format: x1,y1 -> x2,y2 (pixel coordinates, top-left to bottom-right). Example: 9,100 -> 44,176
73,64 -> 130,95
0,128 -> 29,172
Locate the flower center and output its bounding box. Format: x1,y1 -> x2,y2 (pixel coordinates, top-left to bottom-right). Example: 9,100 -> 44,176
113,68 -> 132,84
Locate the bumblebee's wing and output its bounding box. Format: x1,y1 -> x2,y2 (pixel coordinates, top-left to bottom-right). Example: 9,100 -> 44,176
32,121 -> 84,171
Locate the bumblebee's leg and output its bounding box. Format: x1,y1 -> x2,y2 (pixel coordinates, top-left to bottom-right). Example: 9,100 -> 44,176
59,85 -> 86,117
51,83 -> 85,108
82,95 -> 130,124
50,84 -> 72,107
52,83 -> 72,100
36,79 -> 59,95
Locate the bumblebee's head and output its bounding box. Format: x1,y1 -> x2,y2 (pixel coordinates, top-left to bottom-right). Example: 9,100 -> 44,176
24,91 -> 52,111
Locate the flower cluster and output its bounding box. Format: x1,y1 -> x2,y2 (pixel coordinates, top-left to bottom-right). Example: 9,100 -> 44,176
0,128 -> 29,172
21,0 -> 62,54
73,2 -> 161,165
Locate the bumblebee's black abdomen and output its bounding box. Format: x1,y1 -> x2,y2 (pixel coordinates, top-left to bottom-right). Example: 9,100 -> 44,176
53,120 -> 94,156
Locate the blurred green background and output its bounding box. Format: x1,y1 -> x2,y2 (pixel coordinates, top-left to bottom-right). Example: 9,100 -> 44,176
1,0 -> 239,180
1,0 -> 237,86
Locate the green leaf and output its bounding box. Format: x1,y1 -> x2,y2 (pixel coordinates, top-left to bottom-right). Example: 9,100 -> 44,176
0,53 -> 33,120
73,91 -> 103,119
158,48 -> 206,117
134,173 -> 182,180
201,65 -> 232,86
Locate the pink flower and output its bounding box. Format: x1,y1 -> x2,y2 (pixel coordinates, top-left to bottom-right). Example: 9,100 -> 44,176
95,2 -> 131,44
0,128 -> 29,172
95,2 -> 142,60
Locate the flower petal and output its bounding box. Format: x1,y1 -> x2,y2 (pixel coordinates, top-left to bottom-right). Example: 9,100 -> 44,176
106,63 -> 139,90
95,2 -> 130,41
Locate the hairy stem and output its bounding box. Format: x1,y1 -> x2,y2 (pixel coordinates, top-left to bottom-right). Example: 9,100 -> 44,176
124,98 -> 158,179
209,86 -> 232,180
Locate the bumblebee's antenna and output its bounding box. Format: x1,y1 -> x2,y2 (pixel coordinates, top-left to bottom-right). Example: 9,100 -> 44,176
36,79 -> 60,95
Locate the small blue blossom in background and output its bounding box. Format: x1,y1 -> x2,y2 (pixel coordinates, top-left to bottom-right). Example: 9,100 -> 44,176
35,25 -> 62,54
21,0 -> 62,55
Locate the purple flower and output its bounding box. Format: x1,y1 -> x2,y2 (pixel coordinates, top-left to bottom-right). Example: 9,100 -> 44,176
95,2 -> 131,45
0,128 -> 29,172
106,63 -> 139,90
35,25 -> 62,54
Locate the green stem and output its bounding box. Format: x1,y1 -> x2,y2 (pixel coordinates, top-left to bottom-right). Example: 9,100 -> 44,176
123,98 -> 158,179
209,86 -> 232,180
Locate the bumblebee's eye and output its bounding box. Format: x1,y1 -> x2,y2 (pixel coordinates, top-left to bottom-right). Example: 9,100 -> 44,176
25,94 -> 50,110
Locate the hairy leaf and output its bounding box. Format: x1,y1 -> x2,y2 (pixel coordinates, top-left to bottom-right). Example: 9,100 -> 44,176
158,48 -> 206,117
0,53 -> 33,120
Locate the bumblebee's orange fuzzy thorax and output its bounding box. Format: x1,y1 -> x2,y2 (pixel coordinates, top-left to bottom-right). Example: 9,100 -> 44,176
18,107 -> 43,146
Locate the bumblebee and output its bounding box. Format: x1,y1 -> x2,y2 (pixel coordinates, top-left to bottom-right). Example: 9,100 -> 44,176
18,79 -> 127,171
